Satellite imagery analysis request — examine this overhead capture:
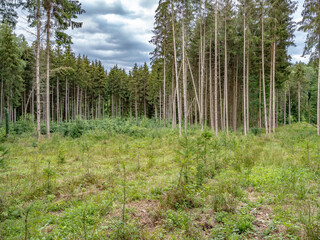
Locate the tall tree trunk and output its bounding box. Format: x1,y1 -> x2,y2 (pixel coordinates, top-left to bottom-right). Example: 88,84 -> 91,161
233,56 -> 238,131
205,67 -> 208,126
163,54 -> 166,122
318,34 -> 320,134
284,89 -> 286,125
36,0 -> 41,140
79,88 -> 82,119
224,14 -> 229,134
76,85 -> 79,116
298,81 -> 301,122
135,89 -> 138,120
269,43 -> 273,133
159,88 -> 162,122
246,43 -> 250,132
209,36 -> 214,130
261,3 -> 268,133
214,0 -> 218,135
289,89 -> 291,125
259,69 -> 262,128
219,51 -> 223,130
57,78 -> 59,122
84,89 -> 87,120
98,94 -> 101,119
51,85 -> 54,121
31,85 -> 34,121
243,1 -> 247,135
171,2 -> 182,136
182,0 -> 187,135
65,77 -> 68,121
272,40 -> 276,133
46,7 -> 51,138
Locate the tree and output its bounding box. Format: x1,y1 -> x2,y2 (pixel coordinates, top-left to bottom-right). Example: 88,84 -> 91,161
0,0 -> 20,28
299,0 -> 320,134
43,0 -> 84,137
0,23 -> 24,121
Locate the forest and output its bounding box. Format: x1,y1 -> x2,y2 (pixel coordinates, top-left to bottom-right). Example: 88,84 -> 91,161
0,0 -> 320,239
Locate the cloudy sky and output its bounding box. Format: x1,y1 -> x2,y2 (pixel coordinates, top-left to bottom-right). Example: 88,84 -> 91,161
16,0 -> 308,71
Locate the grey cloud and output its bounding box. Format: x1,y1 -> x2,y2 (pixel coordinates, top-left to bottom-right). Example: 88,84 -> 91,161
81,0 -> 135,17
64,0 -> 156,70
138,0 -> 158,9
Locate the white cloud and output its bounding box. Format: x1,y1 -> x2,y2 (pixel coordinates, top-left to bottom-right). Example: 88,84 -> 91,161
288,0 -> 310,64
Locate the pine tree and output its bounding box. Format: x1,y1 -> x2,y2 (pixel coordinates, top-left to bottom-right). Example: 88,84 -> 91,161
299,0 -> 320,134
0,23 -> 25,121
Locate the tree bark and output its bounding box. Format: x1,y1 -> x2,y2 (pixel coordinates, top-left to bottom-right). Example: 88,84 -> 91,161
259,69 -> 262,128
224,13 -> 229,134
46,7 -> 51,138
57,78 -> 59,122
233,56 -> 238,131
163,54 -> 166,122
182,0 -> 187,134
315,28 -> 320,132
209,36 -> 214,130
272,40 -> 276,133
36,0 -> 41,140
298,82 -> 301,122
243,1 -> 247,135
65,77 -> 68,121
261,3 -> 268,133
246,42 -> 250,132
171,2 -> 181,136
289,89 -> 291,125
284,89 -> 286,125
214,0 -> 218,135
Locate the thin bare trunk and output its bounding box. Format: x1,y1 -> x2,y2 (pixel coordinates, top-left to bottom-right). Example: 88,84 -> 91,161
289,89 -> 291,124
57,78 -> 59,122
182,0 -> 187,134
209,36 -> 214,130
269,43 -> 273,133
65,77 -> 68,121
261,3 -> 268,133
298,82 -> 301,122
224,14 -> 229,134
163,54 -> 166,121
233,56 -> 238,131
259,69 -> 262,128
171,2 -> 182,136
36,0 -> 41,140
246,44 -> 249,132
284,89 -> 286,125
46,7 -> 51,138
272,40 -> 276,133
214,0 -> 218,135
243,1 -> 247,135
318,37 -> 320,135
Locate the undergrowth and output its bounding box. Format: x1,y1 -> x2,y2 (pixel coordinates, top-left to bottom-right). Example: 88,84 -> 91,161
0,120 -> 319,239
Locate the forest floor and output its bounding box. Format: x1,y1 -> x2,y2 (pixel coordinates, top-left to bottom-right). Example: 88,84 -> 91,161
0,120 -> 319,239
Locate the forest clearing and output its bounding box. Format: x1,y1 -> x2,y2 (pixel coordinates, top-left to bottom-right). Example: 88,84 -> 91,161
1,0 -> 320,239
0,120 -> 320,239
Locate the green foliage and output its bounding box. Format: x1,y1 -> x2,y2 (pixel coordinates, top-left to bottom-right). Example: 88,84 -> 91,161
0,123 -> 319,239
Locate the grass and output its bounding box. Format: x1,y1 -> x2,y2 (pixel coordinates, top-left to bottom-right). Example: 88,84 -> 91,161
0,119 -> 320,239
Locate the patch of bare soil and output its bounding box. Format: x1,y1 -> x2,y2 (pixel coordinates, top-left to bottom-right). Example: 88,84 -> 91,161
193,211 -> 216,233
127,199 -> 161,229
251,205 -> 273,236
247,188 -> 286,239
111,199 -> 162,231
